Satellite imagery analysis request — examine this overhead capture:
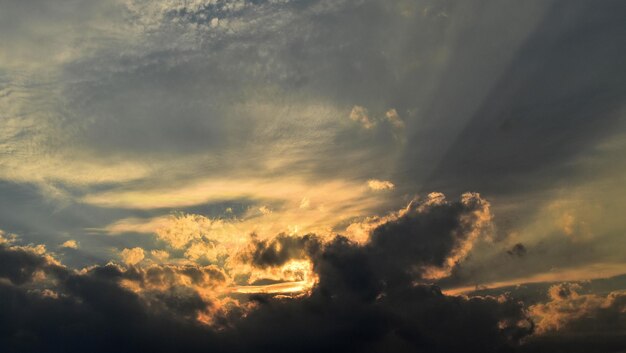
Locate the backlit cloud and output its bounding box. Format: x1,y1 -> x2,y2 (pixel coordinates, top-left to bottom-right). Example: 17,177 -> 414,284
60,240 -> 79,249
349,105 -> 375,129
367,179 -> 395,191
530,283 -> 626,334
120,247 -> 145,266
0,195 -> 535,352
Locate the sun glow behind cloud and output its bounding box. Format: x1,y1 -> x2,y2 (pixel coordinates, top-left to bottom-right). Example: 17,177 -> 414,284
96,176 -> 398,242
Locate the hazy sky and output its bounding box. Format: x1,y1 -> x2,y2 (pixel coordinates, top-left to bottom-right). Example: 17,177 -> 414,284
1,0 -> 625,352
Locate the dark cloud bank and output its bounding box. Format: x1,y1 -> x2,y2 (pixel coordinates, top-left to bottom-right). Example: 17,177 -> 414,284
0,195 -> 521,353
2,194 -> 622,353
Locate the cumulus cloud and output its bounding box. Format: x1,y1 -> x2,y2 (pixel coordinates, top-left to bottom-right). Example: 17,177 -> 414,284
370,192 -> 493,280
258,206 -> 272,216
154,214 -> 219,249
350,107 -> 405,131
120,247 -> 145,266
242,192 -> 493,282
184,242 -> 222,263
227,194 -> 529,352
0,193 -> 539,352
350,105 -> 375,129
0,230 -> 16,244
149,213 -> 246,264
367,179 -> 395,191
150,249 -> 170,261
0,242 -> 62,285
245,234 -> 320,268
385,108 -> 404,128
507,243 -> 526,257
530,283 -> 626,335
60,240 -> 79,249
518,282 -> 626,353
0,241 -> 229,351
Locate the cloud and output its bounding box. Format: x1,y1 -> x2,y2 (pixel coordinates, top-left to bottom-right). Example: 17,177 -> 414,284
184,242 -> 222,263
367,179 -> 395,191
1,0 -> 626,351
130,213 -> 245,264
507,243 -> 526,257
0,230 -> 16,245
520,282 -> 626,353
258,206 -> 272,216
0,0 -> 403,216
0,193 -> 539,352
385,108 -> 404,128
349,107 -> 404,131
521,282 -> 626,352
154,214 -> 224,250
230,193 -> 530,351
120,247 -> 145,266
60,240 -> 79,249
368,192 -> 493,281
108,213 -> 245,264
444,262 -> 626,296
245,234 -> 320,268
0,241 -> 229,351
0,0 -> 555,275
350,105 -> 375,129
84,177 -> 379,215
529,283 -> 626,335
96,176 -> 399,258
150,249 -> 170,261
0,242 -> 62,285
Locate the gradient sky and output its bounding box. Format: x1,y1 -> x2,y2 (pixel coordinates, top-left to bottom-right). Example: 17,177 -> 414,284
1,0 -> 625,352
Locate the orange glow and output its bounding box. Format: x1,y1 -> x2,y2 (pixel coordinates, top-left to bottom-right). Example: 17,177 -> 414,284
233,259 -> 318,295
443,262 -> 626,296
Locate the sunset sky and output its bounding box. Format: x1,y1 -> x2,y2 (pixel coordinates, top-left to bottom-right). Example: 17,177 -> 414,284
1,0 -> 625,352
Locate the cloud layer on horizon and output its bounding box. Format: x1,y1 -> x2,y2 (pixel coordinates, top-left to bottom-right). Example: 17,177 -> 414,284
0,194 -> 536,353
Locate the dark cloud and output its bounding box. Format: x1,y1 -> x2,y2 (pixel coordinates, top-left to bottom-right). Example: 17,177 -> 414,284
246,233 -> 321,268
367,193 -> 490,281
247,193 -> 492,292
453,277 -> 626,353
0,245 -> 50,285
0,243 -> 226,353
0,194 -> 536,353
507,243 -> 527,257
2,192 -> 622,352
523,283 -> 626,353
233,279 -> 531,353
200,193 -> 531,352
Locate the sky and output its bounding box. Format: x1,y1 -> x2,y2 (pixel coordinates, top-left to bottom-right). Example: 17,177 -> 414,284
0,0 -> 625,352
